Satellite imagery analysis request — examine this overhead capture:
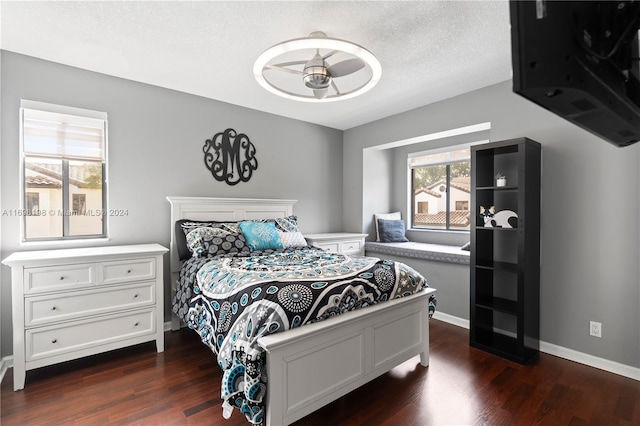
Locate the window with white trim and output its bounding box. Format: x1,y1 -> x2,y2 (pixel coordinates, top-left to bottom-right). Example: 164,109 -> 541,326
409,147 -> 471,230
20,100 -> 108,241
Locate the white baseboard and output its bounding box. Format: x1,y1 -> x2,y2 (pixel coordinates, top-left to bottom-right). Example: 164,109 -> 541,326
539,341 -> 640,381
433,312 -> 640,381
432,311 -> 469,329
1,355 -> 13,384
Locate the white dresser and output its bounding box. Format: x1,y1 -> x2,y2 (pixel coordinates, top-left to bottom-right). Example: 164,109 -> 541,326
304,233 -> 368,256
2,243 -> 168,391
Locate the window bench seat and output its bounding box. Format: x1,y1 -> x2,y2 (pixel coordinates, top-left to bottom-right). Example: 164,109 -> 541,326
364,241 -> 470,265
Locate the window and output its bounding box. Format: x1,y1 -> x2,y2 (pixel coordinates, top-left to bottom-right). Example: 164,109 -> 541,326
21,100 -> 108,241
410,147 -> 471,230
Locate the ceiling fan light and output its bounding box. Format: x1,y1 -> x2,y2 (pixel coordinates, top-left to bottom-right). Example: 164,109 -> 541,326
254,32 -> 381,102
303,66 -> 331,89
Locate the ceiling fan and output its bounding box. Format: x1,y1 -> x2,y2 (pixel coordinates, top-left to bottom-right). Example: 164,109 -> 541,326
254,31 -> 382,102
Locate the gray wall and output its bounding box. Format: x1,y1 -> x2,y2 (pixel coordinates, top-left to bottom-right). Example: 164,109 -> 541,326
344,81 -> 640,368
0,51 -> 344,357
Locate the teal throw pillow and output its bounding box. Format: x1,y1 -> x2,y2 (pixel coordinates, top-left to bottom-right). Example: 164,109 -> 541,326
238,221 -> 284,251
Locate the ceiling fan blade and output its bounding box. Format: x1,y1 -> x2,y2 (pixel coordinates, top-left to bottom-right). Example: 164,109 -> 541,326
271,60 -> 308,68
264,64 -> 304,75
327,58 -> 365,77
322,50 -> 339,60
313,88 -> 329,99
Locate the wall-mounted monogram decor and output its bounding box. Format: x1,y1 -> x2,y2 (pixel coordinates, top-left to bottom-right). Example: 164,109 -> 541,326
203,128 -> 258,185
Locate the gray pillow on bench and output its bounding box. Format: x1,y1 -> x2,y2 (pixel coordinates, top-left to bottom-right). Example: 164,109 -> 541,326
377,219 -> 409,242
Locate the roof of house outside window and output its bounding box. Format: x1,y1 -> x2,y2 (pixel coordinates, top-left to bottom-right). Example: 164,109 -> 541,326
24,162 -> 100,188
415,210 -> 470,227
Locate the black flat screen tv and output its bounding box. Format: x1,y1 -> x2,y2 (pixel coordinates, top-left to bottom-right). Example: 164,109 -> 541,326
511,0 -> 640,147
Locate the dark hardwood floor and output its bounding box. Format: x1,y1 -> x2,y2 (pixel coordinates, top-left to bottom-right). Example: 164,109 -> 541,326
1,320 -> 638,425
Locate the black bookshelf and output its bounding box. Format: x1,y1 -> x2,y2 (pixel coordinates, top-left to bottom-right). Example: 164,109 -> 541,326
470,138 -> 541,364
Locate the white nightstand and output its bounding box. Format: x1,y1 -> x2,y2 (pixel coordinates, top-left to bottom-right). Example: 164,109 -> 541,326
304,233 -> 368,256
2,243 -> 168,391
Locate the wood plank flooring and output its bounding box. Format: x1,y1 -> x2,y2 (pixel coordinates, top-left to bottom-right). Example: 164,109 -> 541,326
2,319 -> 638,425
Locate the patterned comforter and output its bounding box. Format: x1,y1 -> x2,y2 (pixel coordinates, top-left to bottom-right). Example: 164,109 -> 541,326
172,246 -> 435,425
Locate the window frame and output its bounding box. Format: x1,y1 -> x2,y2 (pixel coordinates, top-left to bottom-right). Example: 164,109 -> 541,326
408,144 -> 473,232
19,100 -> 109,243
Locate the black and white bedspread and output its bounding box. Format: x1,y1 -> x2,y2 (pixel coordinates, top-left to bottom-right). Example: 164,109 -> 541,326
172,246 -> 436,425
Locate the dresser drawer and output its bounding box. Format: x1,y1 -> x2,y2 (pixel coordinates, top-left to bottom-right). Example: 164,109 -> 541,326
24,264 -> 95,294
26,308 -> 156,362
98,258 -> 155,284
25,282 -> 155,327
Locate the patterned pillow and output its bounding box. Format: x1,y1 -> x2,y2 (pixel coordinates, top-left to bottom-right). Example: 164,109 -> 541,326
176,220 -> 241,260
181,220 -> 240,235
239,221 -> 284,251
182,222 -> 249,259
260,215 -> 300,232
278,231 -> 308,248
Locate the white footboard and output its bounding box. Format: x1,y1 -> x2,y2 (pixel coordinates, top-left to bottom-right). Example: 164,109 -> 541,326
258,287 -> 436,426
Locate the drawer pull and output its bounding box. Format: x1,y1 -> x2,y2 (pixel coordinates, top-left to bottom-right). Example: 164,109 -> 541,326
134,293 -> 139,298
59,276 -> 65,281
127,269 -> 132,274
134,322 -> 139,327
51,339 -> 57,344
50,306 -> 57,311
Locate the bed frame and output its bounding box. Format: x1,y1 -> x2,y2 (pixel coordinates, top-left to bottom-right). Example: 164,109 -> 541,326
166,196 -> 436,426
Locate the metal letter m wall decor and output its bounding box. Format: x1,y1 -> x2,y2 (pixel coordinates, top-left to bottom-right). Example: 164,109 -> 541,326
203,128 -> 258,185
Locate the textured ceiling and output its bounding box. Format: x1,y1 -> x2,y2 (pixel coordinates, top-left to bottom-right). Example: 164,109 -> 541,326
0,1 -> 513,130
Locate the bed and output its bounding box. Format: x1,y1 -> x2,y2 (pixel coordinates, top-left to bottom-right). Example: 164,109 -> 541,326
166,196 -> 437,426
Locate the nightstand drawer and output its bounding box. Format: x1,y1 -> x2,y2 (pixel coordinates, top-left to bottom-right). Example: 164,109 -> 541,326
314,242 -> 340,252
305,233 -> 367,256
26,308 -> 156,362
25,264 -> 95,294
25,282 -> 155,327
340,239 -> 363,254
98,258 -> 155,284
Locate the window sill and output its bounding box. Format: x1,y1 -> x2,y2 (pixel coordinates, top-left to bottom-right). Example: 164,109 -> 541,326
20,237 -> 110,249
408,227 -> 470,234
406,228 -> 470,247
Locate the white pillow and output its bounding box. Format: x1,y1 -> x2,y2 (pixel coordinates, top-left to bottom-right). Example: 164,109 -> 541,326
374,212 -> 402,241
277,231 -> 308,248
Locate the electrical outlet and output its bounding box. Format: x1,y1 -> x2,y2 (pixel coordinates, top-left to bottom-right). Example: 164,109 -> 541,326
590,321 -> 602,338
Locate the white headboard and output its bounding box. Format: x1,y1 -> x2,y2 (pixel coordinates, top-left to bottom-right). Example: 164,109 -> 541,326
166,196 -> 297,273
